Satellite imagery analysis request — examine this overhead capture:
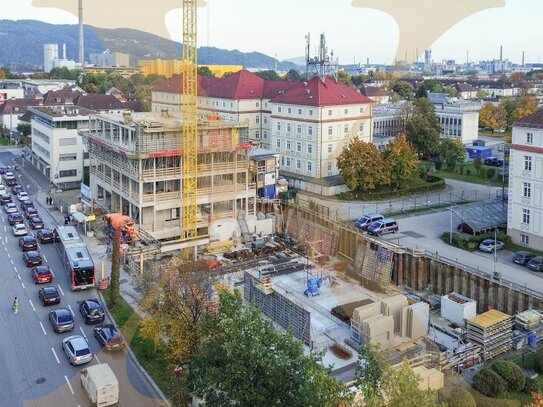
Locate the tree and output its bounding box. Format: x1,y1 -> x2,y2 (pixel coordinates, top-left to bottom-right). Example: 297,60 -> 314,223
0,68 -> 5,80
490,360 -> 526,392
479,102 -> 507,131
405,98 -> 441,158
187,290 -> 351,407
337,138 -> 388,192
437,138 -> 466,171
391,81 -> 414,100
512,95 -> 537,122
16,123 -> 31,136
337,70 -> 353,87
285,69 -> 303,82
384,133 -> 420,189
135,85 -> 152,112
109,228 -> 121,306
472,368 -> 507,397
255,70 -> 280,81
473,156 -> 483,175
416,79 -> 445,98
510,72 -> 526,86
447,388 -> 476,407
355,344 -> 388,400
197,66 -> 215,78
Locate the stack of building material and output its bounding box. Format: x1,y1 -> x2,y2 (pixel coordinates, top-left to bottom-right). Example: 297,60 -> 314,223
515,310 -> 542,331
401,302 -> 430,339
331,299 -> 374,322
351,301 -> 380,343
381,294 -> 408,332
441,292 -> 477,327
412,366 -> 445,391
361,314 -> 394,349
465,309 -> 513,360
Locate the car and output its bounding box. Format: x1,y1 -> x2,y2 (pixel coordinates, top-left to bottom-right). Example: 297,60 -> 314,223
19,236 -> 38,251
23,250 -> 42,267
11,185 -> 24,195
484,157 -> 504,167
24,207 -> 39,219
3,171 -> 15,182
0,166 -> 7,175
38,286 -> 61,306
32,265 -> 53,284
527,257 -> 543,272
0,193 -> 12,205
79,299 -> 106,324
4,202 -> 18,214
478,239 -> 505,253
367,219 -> 399,236
5,178 -> 17,187
62,335 -> 93,365
512,251 -> 537,266
37,228 -> 55,244
8,212 -> 24,226
49,308 -> 75,333
0,184 -> 5,194
94,324 -> 125,351
17,191 -> 29,202
20,200 -> 34,210
354,213 -> 385,231
29,217 -> 44,230
12,223 -> 27,236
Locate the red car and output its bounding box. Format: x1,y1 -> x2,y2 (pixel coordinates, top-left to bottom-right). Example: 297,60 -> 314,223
32,266 -> 53,284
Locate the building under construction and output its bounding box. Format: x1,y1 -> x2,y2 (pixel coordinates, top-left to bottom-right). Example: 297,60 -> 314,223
81,111 -> 272,252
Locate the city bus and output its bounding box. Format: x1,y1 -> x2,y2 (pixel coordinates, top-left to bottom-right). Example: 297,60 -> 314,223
55,225 -> 96,290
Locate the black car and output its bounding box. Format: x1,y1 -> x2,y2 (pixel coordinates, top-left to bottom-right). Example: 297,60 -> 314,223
21,200 -> 34,210
24,207 -> 39,219
512,251 -> 537,266
29,217 -> 44,230
23,251 -> 42,267
5,178 -> 17,187
49,308 -> 75,333
0,166 -> 7,175
38,229 -> 55,244
94,324 -> 124,350
79,299 -> 105,324
11,185 -> 24,195
527,257 -> 543,272
39,286 -> 61,306
8,212 -> 24,226
0,193 -> 12,205
19,236 -> 38,251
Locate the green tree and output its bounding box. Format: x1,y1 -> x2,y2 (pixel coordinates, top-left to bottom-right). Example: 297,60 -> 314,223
16,123 -> 31,136
384,133 -> 420,189
405,97 -> 441,158
285,69 -> 303,81
473,156 -> 483,175
135,85 -> 152,112
438,138 -> 466,171
197,66 -> 215,78
109,228 -> 121,306
416,79 -> 445,98
355,344 -> 388,399
472,368 -> 507,397
337,70 -> 353,87
255,70 -> 280,81
447,388 -> 476,407
352,74 -> 367,88
391,81 -> 414,100
490,360 -> 526,392
337,138 -> 388,192
187,290 -> 351,407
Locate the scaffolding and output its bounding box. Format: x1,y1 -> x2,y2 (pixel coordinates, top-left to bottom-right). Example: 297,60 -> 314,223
465,310 -> 513,361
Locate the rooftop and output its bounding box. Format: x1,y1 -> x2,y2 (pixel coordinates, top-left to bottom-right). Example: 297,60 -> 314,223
466,309 -> 511,328
29,105 -> 93,118
514,109 -> 543,128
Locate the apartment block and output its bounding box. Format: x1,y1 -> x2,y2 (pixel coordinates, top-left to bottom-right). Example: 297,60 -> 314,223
508,110 -> 543,248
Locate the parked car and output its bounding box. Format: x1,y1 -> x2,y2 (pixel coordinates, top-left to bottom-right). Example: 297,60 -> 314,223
19,236 -> 38,251
12,223 -> 28,236
94,324 -> 124,351
512,251 -> 537,266
23,250 -> 42,267
29,217 -> 44,230
527,257 -> 543,272
17,191 -> 29,202
354,213 -> 384,231
11,185 -> 24,195
79,299 -> 106,324
484,157 -> 504,167
24,207 -> 39,219
4,202 -> 18,214
479,239 -> 505,253
0,193 -> 12,205
62,335 -> 93,365
8,212 -> 24,226
38,286 -> 61,306
37,229 -> 55,243
49,308 -> 74,333
32,265 -> 53,284
367,219 -> 399,236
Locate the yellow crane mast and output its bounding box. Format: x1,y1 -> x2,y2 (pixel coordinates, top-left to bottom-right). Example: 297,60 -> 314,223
182,0 -> 198,243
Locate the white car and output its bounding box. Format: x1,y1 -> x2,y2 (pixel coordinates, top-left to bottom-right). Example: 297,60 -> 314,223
0,184 -> 6,194
17,191 -> 29,202
12,223 -> 28,236
4,202 -> 17,214
479,239 -> 505,253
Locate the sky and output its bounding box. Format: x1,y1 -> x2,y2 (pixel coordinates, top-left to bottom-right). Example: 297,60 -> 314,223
1,0 -> 542,65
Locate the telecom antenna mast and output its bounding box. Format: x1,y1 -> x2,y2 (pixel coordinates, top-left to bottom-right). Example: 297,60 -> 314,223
305,33 -> 339,82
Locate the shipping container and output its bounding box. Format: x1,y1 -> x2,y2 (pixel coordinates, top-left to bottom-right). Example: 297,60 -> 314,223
441,293 -> 477,326
258,185 -> 276,199
465,146 -> 493,159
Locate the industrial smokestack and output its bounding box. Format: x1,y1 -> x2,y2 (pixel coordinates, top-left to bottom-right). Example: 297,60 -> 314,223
499,45 -> 503,62
62,43 -> 67,60
78,0 -> 84,65
522,51 -> 525,67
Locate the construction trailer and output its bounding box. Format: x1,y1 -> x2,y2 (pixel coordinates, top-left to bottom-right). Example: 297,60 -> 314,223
465,309 -> 513,361
440,292 -> 477,327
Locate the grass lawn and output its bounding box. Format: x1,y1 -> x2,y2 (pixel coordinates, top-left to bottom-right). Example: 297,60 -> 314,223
421,161 -> 506,187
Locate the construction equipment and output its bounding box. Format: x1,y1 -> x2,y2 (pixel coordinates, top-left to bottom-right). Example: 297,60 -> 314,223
104,213 -> 139,243
181,0 -> 198,247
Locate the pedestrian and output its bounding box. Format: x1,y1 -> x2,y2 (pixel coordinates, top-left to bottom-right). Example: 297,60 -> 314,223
12,297 -> 18,314
46,197 -> 49,205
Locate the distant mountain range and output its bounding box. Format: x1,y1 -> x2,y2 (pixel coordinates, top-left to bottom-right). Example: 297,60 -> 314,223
0,19 -> 301,71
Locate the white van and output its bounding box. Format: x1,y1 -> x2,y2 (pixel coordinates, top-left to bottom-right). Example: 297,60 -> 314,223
80,363 -> 119,406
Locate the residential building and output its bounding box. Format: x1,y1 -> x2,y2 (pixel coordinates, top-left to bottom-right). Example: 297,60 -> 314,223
508,110 -> 543,248
361,86 -> 395,104
139,59 -> 242,78
454,83 -> 479,100
0,81 -> 24,100
0,99 -> 42,132
90,51 -> 130,68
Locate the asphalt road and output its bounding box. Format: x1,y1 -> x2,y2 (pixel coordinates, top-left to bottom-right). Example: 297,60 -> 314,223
0,150 -> 164,407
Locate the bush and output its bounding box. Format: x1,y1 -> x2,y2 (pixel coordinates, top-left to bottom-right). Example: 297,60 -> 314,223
487,168 -> 496,179
537,348 -> 543,373
434,160 -> 443,171
442,232 -> 468,249
473,368 -> 507,397
337,192 -> 354,201
490,360 -> 526,392
448,388 -> 476,407
524,377 -> 540,394
470,231 -> 512,246
458,165 -> 465,175
480,167 -> 487,178
466,169 -> 471,176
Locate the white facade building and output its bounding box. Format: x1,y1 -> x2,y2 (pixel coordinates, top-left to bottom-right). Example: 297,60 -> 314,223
508,110 -> 543,248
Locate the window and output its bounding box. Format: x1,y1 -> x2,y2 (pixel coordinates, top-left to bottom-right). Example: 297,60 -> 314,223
521,234 -> 530,244
296,160 -> 301,170
59,169 -> 77,178
523,209 -> 531,224
307,144 -> 313,154
288,108 -> 292,114
83,152 -> 89,159
308,126 -> 313,136
222,102 -> 226,107
287,123 -> 291,133
328,144 -> 333,154
296,142 -> 301,152
527,133 -> 533,144
256,116 -> 260,124
525,156 -> 532,171
263,131 -> 267,139
255,131 -> 260,139
344,124 -> 349,134
309,110 -> 313,116
169,208 -> 180,221
359,124 -> 364,133
328,162 -> 332,171
276,122 -> 281,131
59,137 -> 77,146
307,162 -> 312,172
298,109 -> 302,115
281,156 -> 284,165
297,125 -> 302,135
278,106 -> 282,113
276,139 -> 281,148
524,182 -> 531,198
264,117 -> 267,124
359,107 -> 364,113
230,102 -> 234,108
286,140 -> 291,150
256,102 -> 260,108
286,157 -> 291,167
328,126 -> 333,136
328,109 -> 332,116
344,109 -> 348,115
59,153 -> 77,161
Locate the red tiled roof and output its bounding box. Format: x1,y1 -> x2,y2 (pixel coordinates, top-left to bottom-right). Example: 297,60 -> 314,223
42,90 -> 82,106
514,109 -> 543,127
0,98 -> 42,115
270,76 -> 374,107
206,70 -> 264,99
262,80 -> 301,100
73,94 -> 141,112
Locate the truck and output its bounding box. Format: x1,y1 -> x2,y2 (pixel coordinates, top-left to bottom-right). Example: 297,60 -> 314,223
80,363 -> 119,406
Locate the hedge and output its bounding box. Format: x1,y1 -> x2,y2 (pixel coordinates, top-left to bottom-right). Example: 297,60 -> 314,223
337,176 -> 445,201
473,368 -> 507,397
443,231 -> 512,251
524,377 -> 540,394
537,348 -> 543,373
448,388 -> 476,407
491,360 -> 526,392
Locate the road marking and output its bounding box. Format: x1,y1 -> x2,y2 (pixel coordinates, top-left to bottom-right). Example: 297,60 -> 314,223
7,252 -> 10,258
4,237 -> 6,243
64,376 -> 74,395
21,282 -> 25,289
10,259 -> 13,265
79,327 -> 88,341
51,348 -> 60,364
43,255 -> 47,263
68,304 -> 74,317
29,299 -> 36,312
57,285 -> 65,296
39,321 -> 47,336
17,274 -> 21,281
94,354 -> 101,364
3,226 -> 5,232
51,269 -> 55,278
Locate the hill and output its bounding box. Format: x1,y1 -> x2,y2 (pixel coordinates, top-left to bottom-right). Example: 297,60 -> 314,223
0,20 -> 301,71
